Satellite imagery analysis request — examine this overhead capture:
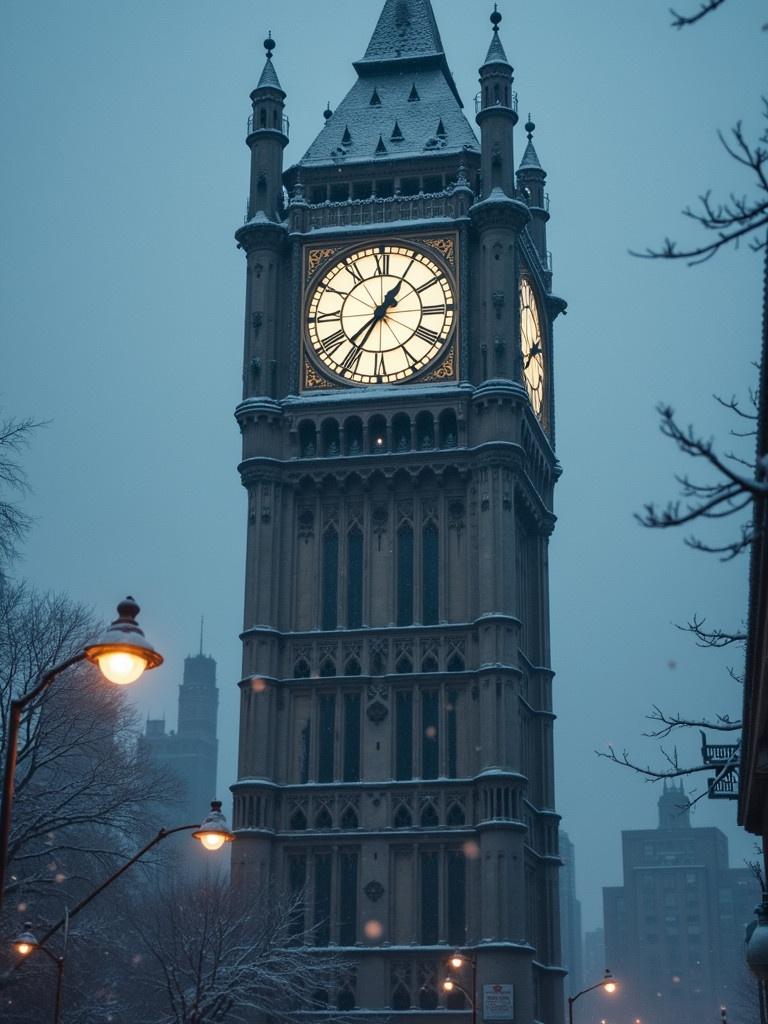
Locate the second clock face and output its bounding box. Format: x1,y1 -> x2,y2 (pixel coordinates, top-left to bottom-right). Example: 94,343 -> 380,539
520,278 -> 545,418
306,242 -> 456,385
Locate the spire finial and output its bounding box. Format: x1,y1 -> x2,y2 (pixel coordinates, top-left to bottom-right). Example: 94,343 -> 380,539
323,101 -> 332,122
199,615 -> 204,656
525,115 -> 535,141
490,4 -> 502,32
264,31 -> 275,60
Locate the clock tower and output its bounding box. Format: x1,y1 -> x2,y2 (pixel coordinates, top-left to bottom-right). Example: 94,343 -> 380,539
231,3 -> 566,1022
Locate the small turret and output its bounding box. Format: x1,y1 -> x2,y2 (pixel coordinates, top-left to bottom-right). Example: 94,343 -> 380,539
476,6 -> 518,197
246,33 -> 289,221
516,117 -> 549,260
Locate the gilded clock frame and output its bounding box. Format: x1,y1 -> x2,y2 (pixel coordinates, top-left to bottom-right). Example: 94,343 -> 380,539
301,234 -> 460,391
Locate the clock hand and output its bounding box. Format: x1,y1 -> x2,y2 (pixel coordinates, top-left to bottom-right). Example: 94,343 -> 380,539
347,313 -> 381,345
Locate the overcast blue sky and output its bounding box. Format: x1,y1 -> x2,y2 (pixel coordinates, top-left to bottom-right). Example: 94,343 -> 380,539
1,0 -> 764,932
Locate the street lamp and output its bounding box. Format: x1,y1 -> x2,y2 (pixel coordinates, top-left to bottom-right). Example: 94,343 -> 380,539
29,800 -> 234,951
567,969 -> 618,1024
193,801 -> 236,850
0,597 -> 163,913
444,952 -> 477,1024
13,922 -> 66,1024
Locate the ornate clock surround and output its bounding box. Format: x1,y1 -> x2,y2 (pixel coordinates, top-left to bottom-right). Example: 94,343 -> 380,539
301,233 -> 459,392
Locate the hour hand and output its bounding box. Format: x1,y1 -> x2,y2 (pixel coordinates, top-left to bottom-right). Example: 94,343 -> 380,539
382,280 -> 402,308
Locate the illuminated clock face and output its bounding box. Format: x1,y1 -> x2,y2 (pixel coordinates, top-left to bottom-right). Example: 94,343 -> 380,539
520,279 -> 545,417
306,242 -> 456,385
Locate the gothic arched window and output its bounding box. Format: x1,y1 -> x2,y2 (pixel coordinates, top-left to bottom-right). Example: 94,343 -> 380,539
422,522 -> 439,625
392,984 -> 410,1011
294,658 -> 311,679
393,803 -> 412,829
340,805 -> 359,830
314,806 -> 333,830
347,527 -> 363,629
447,802 -> 465,827
321,528 -> 339,630
397,524 -> 414,626
290,807 -> 308,830
343,693 -> 361,782
420,802 -> 439,828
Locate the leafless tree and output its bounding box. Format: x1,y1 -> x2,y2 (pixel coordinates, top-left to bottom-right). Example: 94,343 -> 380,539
599,4 -> 768,802
0,581 -> 175,921
0,414 -> 43,576
111,873 -> 353,1024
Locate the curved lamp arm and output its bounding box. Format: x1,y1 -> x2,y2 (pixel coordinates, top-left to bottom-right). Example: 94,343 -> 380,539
35,823 -> 200,949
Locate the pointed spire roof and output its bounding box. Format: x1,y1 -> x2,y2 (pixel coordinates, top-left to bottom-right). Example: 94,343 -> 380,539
353,0 -> 462,106
518,118 -> 545,173
255,32 -> 284,93
361,0 -> 445,62
296,0 -> 478,169
483,5 -> 512,67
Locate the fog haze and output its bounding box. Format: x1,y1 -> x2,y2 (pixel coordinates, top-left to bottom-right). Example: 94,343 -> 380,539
1,0 -> 764,932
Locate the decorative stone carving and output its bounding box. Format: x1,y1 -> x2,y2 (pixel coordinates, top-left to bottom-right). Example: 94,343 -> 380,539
367,700 -> 388,723
364,880 -> 385,902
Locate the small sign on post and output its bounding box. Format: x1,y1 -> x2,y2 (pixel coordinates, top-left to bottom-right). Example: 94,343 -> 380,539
483,983 -> 515,1021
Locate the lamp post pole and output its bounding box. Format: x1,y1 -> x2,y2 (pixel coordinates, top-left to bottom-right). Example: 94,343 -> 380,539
0,598 -> 163,915
34,804 -> 232,950
0,652 -> 85,912
568,970 -> 617,1024
444,953 -> 477,1024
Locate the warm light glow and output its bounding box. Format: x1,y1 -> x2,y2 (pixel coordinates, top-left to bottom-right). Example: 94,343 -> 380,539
96,650 -> 147,685
443,980 -> 455,992
15,941 -> 32,956
604,982 -> 617,994
196,831 -> 227,851
450,956 -> 464,970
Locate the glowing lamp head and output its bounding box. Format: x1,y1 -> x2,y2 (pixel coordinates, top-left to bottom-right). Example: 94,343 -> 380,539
84,597 -> 163,685
601,969 -> 617,994
443,980 -> 455,993
450,956 -> 464,970
192,800 -> 234,851
13,924 -> 37,957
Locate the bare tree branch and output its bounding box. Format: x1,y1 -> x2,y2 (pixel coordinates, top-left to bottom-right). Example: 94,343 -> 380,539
676,613 -> 747,647
631,103 -> 768,264
670,0 -> 727,29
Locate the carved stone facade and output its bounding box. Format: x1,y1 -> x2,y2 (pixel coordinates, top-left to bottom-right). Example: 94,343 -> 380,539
231,3 -> 566,1022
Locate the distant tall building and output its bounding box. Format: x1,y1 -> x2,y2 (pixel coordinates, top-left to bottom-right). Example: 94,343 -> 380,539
141,646 -> 219,829
582,928 -> 605,990
604,782 -> 758,1024
559,831 -> 583,997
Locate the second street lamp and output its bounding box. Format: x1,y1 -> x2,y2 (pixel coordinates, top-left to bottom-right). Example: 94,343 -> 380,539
13,921 -> 67,1024
568,969 -> 618,1024
0,597 -> 163,914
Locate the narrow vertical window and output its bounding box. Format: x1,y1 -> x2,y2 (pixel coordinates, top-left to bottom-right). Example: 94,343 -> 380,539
421,689 -> 439,780
314,852 -> 332,946
339,850 -> 358,946
322,528 -> 339,630
347,527 -> 363,628
343,693 -> 361,782
397,524 -> 414,626
288,854 -> 307,943
420,850 -> 439,944
318,694 -> 336,783
447,689 -> 458,778
422,522 -> 439,625
395,690 -> 413,780
446,850 -> 466,944
300,719 -> 310,784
